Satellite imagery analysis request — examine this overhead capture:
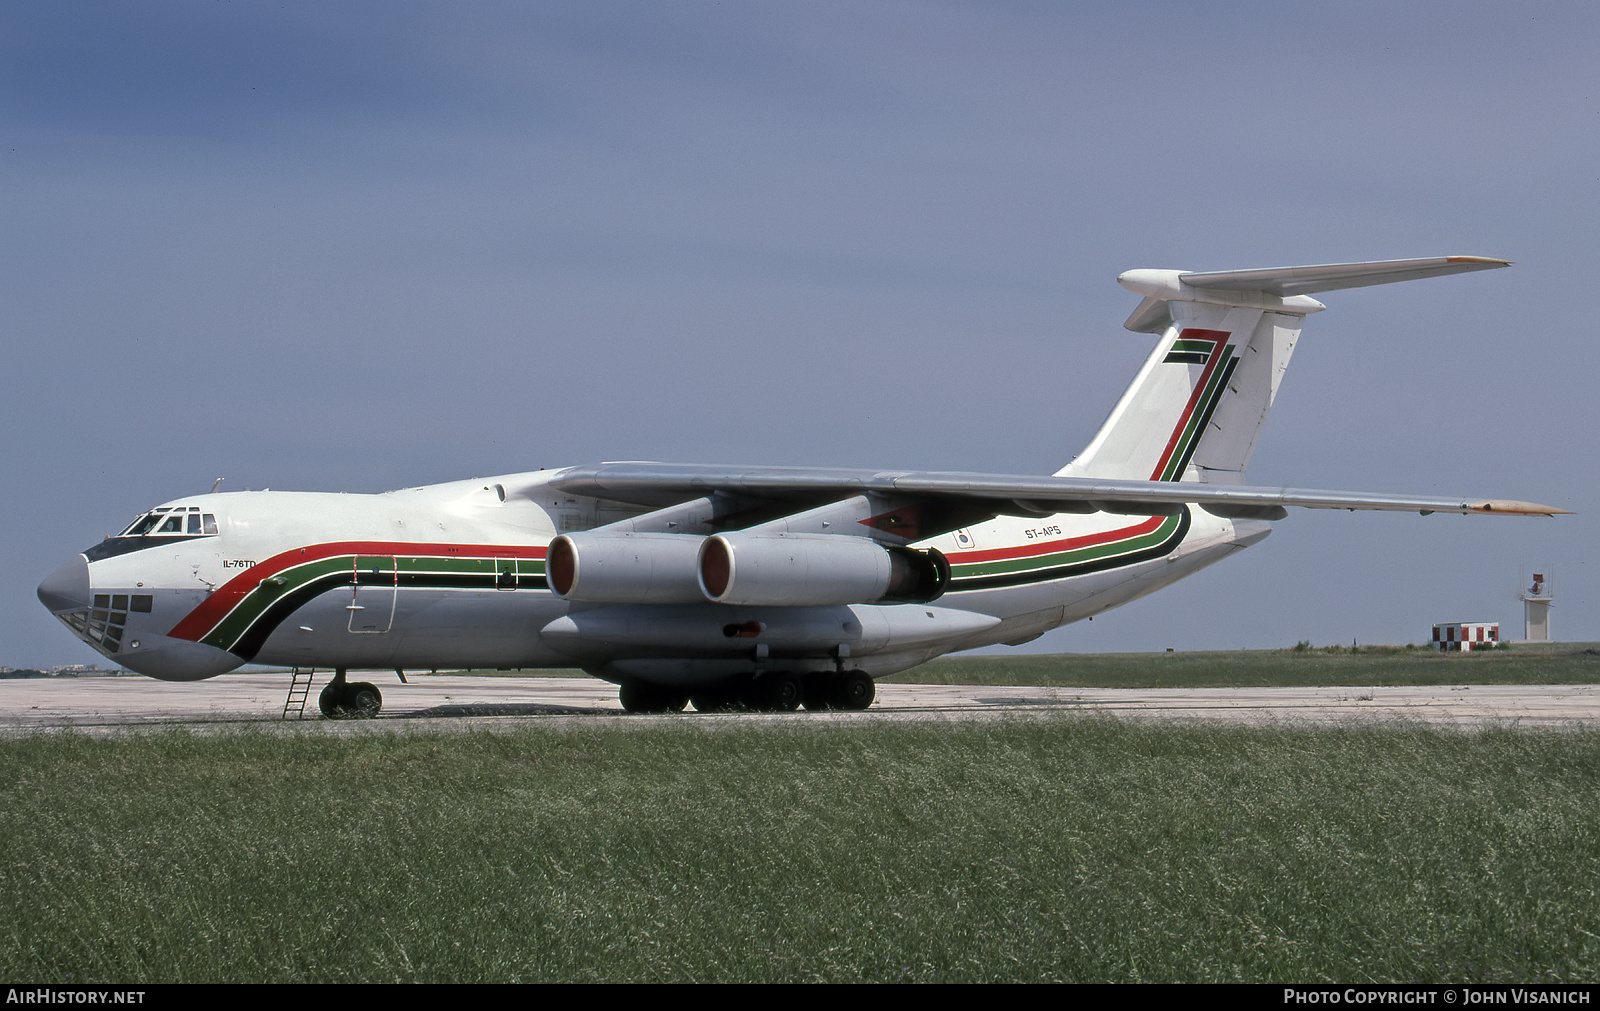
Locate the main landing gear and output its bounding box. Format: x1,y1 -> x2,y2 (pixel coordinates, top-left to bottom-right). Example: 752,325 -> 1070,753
318,668 -> 383,719
803,669 -> 874,712
617,680 -> 690,714
616,669 -> 875,714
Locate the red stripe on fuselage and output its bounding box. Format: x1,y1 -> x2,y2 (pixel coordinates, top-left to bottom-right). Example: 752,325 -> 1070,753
1149,328 -> 1230,482
166,540 -> 548,641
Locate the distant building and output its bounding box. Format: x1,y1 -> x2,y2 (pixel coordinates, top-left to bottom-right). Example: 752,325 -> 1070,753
0,664 -> 122,677
1432,621 -> 1499,651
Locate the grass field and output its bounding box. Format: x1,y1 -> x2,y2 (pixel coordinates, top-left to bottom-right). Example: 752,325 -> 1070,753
3,716 -> 1597,983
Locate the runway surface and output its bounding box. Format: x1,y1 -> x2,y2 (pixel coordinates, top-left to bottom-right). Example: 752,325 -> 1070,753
2,672 -> 1598,734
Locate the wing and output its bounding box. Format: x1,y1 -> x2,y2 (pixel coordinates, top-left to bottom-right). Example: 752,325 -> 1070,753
550,462 -> 1567,532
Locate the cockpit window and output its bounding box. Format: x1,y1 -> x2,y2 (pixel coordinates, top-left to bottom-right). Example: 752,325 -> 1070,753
88,507 -> 221,561
121,514 -> 161,536
115,507 -> 220,539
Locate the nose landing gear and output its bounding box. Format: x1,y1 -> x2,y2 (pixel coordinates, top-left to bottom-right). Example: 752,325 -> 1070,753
318,668 -> 383,719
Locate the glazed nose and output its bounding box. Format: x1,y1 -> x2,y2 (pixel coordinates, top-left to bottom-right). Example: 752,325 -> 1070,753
37,555 -> 90,613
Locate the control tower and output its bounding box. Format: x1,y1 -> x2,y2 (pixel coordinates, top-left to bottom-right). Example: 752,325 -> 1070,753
1521,571 -> 1552,643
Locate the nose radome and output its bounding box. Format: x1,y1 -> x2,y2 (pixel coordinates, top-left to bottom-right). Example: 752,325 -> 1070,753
37,555 -> 90,613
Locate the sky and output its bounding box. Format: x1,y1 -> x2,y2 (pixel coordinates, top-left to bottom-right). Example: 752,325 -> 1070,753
4,1 -> 1596,668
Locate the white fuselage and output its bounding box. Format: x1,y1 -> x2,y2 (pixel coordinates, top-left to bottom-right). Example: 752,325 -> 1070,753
45,469 -> 1267,685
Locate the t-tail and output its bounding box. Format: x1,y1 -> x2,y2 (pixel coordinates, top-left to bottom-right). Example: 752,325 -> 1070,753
1056,256 -> 1510,484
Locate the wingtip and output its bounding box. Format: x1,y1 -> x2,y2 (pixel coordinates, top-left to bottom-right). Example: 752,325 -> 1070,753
1445,255 -> 1513,267
1467,500 -> 1571,516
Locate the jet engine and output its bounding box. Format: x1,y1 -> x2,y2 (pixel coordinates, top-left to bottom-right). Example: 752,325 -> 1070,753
697,533 -> 949,607
546,532 -> 707,604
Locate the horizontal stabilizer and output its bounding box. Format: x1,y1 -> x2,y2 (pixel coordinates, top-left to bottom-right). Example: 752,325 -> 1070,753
1177,255 -> 1510,298
1118,255 -> 1511,333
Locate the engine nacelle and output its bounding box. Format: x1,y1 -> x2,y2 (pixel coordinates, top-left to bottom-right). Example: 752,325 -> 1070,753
546,532 -> 707,604
698,533 -> 948,607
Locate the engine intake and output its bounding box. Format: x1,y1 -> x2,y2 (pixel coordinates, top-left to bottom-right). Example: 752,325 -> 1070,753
546,532 -> 707,604
698,533 -> 948,607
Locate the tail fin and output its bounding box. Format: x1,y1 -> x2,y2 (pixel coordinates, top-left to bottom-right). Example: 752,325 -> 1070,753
1056,256 -> 1508,484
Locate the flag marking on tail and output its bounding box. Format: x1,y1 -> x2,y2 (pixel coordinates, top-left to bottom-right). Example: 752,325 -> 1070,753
1163,339 -> 1218,365
1150,328 -> 1240,482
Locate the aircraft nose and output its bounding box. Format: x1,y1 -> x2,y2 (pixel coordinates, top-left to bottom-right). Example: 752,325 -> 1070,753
38,555 -> 91,613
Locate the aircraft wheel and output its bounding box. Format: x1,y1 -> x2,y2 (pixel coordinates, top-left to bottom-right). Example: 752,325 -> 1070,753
753,671 -> 801,712
619,681 -> 689,713
836,670 -> 875,711
346,682 -> 383,718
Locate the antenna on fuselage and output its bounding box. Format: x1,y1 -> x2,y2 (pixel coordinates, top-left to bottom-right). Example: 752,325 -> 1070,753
211,478 -> 225,494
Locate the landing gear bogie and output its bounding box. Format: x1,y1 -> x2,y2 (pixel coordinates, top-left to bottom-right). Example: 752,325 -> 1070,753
686,669 -> 873,714
801,670 -> 875,711
618,680 -> 690,714
751,671 -> 802,712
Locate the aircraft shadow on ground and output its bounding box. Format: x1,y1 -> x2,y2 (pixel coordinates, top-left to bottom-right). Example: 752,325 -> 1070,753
404,702 -> 612,718
972,696 -> 1088,706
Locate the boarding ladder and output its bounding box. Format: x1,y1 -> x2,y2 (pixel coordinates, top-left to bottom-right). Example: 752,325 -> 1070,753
283,669 -> 315,720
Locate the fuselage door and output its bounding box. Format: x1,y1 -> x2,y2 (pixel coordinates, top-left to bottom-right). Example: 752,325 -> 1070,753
347,555 -> 397,633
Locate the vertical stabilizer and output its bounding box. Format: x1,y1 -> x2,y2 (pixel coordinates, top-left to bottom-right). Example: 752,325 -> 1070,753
1057,256 -> 1509,484
1057,303 -> 1279,482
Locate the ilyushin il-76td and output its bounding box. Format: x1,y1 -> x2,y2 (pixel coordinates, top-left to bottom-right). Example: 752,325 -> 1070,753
38,256 -> 1566,717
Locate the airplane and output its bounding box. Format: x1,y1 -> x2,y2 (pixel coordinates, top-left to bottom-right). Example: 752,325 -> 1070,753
36,255 -> 1567,718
